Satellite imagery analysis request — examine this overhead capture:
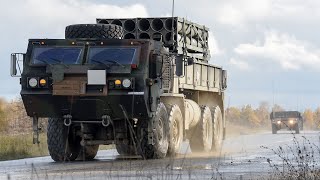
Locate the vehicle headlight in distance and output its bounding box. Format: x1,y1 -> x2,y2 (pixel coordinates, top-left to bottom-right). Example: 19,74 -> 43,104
28,78 -> 38,88
122,79 -> 131,88
277,120 -> 281,124
289,119 -> 295,124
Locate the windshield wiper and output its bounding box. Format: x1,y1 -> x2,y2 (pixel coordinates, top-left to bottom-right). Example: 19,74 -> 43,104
34,57 -> 69,68
34,58 -> 53,67
48,57 -> 69,68
104,60 -> 125,68
91,59 -> 110,68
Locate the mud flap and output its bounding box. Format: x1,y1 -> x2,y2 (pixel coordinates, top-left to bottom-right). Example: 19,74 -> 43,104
147,115 -> 155,145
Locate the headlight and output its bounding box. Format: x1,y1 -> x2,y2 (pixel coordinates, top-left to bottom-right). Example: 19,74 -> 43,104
122,79 -> 131,88
277,121 -> 281,125
28,78 -> 38,88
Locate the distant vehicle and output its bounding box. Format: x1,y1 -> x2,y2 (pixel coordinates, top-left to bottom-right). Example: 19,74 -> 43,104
10,17 -> 227,161
270,111 -> 303,134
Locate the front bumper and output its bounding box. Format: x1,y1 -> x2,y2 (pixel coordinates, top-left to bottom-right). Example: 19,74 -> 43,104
272,121 -> 297,129
21,92 -> 148,120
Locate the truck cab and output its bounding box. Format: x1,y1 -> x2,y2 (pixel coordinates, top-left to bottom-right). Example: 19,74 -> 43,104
11,18 -> 227,161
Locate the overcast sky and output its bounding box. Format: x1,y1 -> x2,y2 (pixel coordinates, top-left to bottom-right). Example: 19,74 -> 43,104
1,0 -> 320,110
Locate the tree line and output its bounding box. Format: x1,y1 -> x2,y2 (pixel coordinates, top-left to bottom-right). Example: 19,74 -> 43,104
226,102 -> 320,130
0,98 -> 319,134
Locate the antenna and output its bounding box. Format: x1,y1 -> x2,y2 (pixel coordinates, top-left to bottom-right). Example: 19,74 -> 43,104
272,80 -> 275,112
170,0 -> 175,47
172,0 -> 175,18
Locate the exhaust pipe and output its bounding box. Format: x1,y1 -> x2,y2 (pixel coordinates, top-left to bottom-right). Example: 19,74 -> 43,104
111,19 -> 122,26
151,18 -> 164,32
124,19 -> 136,32
138,19 -> 150,31
139,33 -> 150,39
124,33 -> 136,39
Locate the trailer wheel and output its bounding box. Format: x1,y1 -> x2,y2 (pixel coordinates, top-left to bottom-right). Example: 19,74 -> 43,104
272,124 -> 277,134
78,145 -> 99,160
47,118 -> 80,162
189,106 -> 213,153
166,104 -> 183,156
140,103 -> 169,159
211,106 -> 223,152
116,140 -> 138,156
65,24 -> 124,39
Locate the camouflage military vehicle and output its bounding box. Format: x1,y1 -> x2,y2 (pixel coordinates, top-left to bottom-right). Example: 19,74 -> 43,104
10,17 -> 227,161
270,111 -> 303,134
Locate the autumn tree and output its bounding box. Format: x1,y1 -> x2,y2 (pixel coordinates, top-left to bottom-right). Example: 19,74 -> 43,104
0,98 -> 8,132
241,105 -> 260,127
226,107 -> 241,124
304,109 -> 315,130
255,101 -> 270,125
272,104 -> 284,112
313,107 -> 320,129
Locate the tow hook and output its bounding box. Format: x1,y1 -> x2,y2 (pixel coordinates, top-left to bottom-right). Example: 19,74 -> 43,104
63,114 -> 72,127
102,115 -> 111,127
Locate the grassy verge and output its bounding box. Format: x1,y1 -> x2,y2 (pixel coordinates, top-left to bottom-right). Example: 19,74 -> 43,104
226,121 -> 270,138
0,133 -> 48,161
0,133 -> 114,161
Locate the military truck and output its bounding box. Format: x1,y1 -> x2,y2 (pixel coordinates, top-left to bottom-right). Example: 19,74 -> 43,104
270,111 -> 303,134
10,17 -> 227,161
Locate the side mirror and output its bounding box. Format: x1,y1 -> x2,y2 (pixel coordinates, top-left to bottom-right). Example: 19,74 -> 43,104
175,54 -> 183,77
10,53 -> 24,77
10,54 -> 17,76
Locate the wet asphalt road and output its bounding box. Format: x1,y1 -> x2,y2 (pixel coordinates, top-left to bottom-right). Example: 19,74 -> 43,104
1,130 -> 320,180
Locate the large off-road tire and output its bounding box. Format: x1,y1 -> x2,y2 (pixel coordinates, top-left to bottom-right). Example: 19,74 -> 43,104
189,106 -> 213,153
295,124 -> 300,134
166,104 -> 183,156
272,124 -> 277,134
140,103 -> 169,159
78,145 -> 99,160
65,24 -> 124,39
211,106 -> 223,152
116,140 -> 138,156
47,118 -> 80,162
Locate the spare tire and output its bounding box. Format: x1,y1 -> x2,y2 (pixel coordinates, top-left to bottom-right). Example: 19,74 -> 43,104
65,24 -> 124,39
